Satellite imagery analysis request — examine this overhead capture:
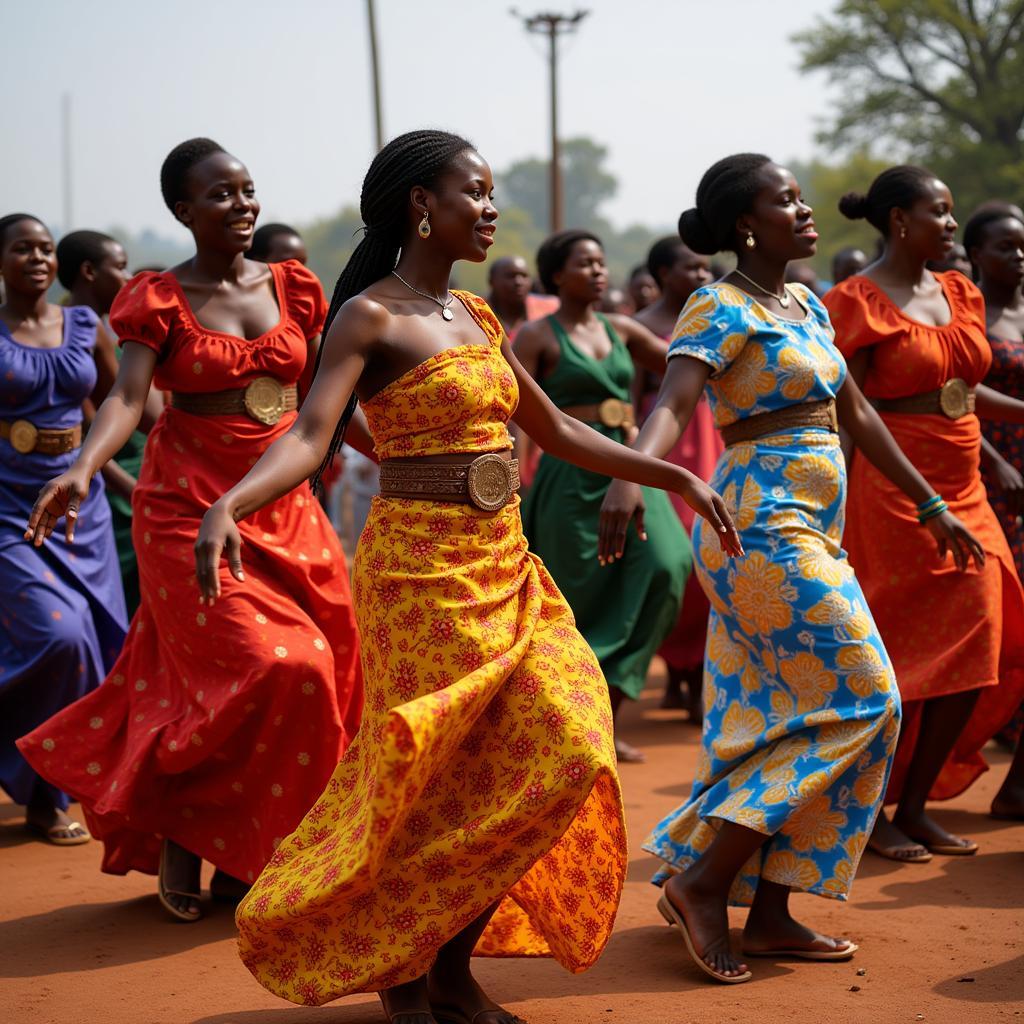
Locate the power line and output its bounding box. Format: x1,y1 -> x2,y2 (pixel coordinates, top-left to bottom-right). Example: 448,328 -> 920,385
511,9 -> 589,232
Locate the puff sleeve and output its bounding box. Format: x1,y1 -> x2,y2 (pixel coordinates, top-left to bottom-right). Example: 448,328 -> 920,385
822,278 -> 898,358
109,272 -> 179,356
667,286 -> 752,376
280,260 -> 328,340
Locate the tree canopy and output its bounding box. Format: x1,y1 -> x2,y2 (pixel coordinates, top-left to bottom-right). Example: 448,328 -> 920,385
796,0 -> 1024,209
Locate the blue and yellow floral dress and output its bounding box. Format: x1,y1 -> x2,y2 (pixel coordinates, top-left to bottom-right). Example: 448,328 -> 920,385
644,282 -> 901,905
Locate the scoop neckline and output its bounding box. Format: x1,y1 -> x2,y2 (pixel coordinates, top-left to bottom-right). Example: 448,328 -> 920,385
162,261 -> 289,342
852,272 -> 956,330
0,306 -> 69,350
713,281 -> 812,324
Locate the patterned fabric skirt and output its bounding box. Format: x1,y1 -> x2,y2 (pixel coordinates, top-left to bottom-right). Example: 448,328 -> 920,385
236,494 -> 626,1006
645,431 -> 900,905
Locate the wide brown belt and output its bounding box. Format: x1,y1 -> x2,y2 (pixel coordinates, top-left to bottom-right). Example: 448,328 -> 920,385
721,398 -> 839,447
872,378 -> 975,420
562,398 -> 636,431
379,453 -> 520,512
0,419 -> 82,455
171,376 -> 298,426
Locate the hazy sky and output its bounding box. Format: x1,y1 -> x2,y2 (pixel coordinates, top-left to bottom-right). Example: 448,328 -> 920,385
3,0 -> 837,241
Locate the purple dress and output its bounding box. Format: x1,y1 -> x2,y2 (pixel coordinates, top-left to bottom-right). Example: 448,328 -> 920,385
0,306 -> 127,810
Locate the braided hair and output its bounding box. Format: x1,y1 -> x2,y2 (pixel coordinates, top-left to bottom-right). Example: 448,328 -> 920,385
677,154 -> 773,255
838,165 -> 937,236
309,129 -> 475,494
160,138 -> 226,215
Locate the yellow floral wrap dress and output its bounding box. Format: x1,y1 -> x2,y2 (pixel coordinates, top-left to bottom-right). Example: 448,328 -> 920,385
236,292 -> 626,1006
644,283 -> 901,905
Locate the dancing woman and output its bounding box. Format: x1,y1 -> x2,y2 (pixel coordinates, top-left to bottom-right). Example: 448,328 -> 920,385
191,130 -> 740,1022
19,139 -> 364,921
827,169 -> 1024,856
0,214 -> 127,845
516,230 -> 691,763
598,154 -> 981,983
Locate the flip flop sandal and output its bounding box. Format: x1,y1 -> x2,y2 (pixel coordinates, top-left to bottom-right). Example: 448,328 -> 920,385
742,941 -> 859,961
158,847 -> 203,922
867,838 -> 933,863
656,892 -> 752,984
917,838 -> 978,856
27,819 -> 91,846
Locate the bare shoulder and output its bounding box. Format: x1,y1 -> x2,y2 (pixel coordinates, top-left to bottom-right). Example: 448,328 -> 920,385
322,293 -> 392,356
512,315 -> 556,353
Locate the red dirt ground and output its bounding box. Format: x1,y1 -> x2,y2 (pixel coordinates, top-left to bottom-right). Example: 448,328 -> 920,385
3,670 -> 1022,1024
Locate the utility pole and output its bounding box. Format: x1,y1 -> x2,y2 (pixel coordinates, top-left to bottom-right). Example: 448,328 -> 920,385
513,9 -> 589,232
365,0 -> 385,152
61,92 -> 73,231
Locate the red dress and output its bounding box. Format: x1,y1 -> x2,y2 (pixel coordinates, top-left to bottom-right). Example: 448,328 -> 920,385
18,261 -> 363,881
826,272 -> 1024,801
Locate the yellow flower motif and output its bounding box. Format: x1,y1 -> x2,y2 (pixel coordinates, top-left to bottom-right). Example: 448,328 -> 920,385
779,652 -> 839,714
846,610 -> 873,640
796,545 -> 852,586
698,521 -> 728,574
816,721 -> 870,761
715,787 -> 768,832
718,283 -> 771,322
731,552 -> 794,636
719,345 -> 777,409
804,592 -> 853,626
852,758 -> 887,808
784,794 -> 848,852
807,339 -> 842,383
713,701 -> 767,761
824,857 -> 854,894
795,769 -> 831,800
777,346 -> 818,401
764,849 -> 822,890
837,644 -> 892,698
707,620 -> 749,677
723,445 -> 755,471
784,452 -> 840,508
763,736 -> 810,779
672,291 -> 717,339
770,688 -> 796,722
763,782 -> 793,804
733,476 -> 763,531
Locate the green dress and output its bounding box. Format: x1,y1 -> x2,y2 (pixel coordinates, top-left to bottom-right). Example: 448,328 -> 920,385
522,314 -> 691,699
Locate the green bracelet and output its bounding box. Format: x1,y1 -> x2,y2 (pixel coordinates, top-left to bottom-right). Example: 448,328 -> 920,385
917,499 -> 948,524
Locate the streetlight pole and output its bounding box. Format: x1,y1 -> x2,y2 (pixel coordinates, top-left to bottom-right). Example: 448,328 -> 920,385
366,0 -> 385,152
513,10 -> 589,232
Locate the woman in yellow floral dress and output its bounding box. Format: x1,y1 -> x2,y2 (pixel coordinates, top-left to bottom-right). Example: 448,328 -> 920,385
599,154 -> 983,985
193,131 -> 741,1023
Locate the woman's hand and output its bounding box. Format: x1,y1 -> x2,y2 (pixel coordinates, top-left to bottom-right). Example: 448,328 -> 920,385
24,466 -> 94,545
925,510 -> 986,572
598,479 -> 646,564
194,501 -> 245,606
679,472 -> 744,558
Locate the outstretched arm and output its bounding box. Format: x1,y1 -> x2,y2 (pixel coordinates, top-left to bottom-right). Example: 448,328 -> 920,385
194,297 -> 381,602
839,351 -> 984,571
504,340 -> 739,553
976,383 -> 1024,424
607,313 -> 672,375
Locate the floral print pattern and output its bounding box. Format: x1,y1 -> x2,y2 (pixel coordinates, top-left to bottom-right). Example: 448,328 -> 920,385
644,283 -> 900,905
236,293 -> 626,1006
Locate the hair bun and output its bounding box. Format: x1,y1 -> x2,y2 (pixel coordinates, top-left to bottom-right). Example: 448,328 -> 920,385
838,191 -> 870,220
678,207 -> 717,255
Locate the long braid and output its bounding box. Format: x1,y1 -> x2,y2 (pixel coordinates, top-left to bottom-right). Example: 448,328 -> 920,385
309,129 -> 474,494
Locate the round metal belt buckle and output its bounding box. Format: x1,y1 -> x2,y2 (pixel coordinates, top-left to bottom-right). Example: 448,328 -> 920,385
467,453 -> 512,512
939,378 -> 970,419
9,419 -> 39,454
244,377 -> 286,425
599,398 -> 628,429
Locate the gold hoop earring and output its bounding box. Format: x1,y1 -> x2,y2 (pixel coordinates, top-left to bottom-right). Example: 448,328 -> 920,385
418,212 -> 431,239
745,233 -> 756,250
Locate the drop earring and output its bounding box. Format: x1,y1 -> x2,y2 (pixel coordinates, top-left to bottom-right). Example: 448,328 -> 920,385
418,211 -> 431,239
899,226 -> 907,239
745,233 -> 756,250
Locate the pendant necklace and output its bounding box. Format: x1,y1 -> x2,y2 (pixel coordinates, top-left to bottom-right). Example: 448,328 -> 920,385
732,268 -> 791,308
392,270 -> 455,320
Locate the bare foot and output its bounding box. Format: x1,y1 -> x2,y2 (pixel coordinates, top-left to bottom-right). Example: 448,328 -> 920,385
743,907 -> 854,957
868,811 -> 931,862
664,872 -> 748,980
427,962 -> 526,1024
894,809 -> 976,852
380,978 -> 436,1024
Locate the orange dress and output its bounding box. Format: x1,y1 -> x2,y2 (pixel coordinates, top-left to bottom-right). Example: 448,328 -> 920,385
18,261 -> 363,880
826,272 -> 1024,801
